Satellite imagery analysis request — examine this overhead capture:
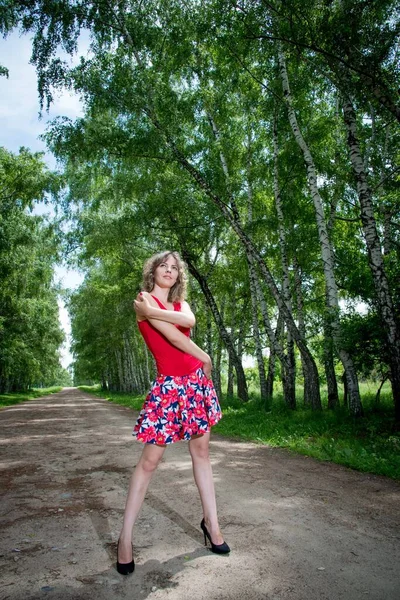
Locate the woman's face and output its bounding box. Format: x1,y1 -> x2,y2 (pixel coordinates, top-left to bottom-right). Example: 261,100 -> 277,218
153,255 -> 179,289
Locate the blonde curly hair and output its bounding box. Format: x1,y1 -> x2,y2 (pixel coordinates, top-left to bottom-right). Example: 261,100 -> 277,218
141,251 -> 188,303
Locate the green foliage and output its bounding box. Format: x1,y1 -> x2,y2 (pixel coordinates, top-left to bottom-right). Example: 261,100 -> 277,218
0,147 -> 65,392
4,1 -> 399,414
69,257 -> 152,393
340,311 -> 390,377
34,364 -> 73,387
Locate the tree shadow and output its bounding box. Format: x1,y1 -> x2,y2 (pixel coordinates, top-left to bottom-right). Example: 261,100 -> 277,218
7,547 -> 210,600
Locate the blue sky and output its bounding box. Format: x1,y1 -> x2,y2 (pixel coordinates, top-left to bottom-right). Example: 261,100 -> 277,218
1,31 -> 88,368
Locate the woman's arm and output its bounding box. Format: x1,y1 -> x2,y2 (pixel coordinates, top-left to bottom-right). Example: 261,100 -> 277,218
146,318 -> 212,377
134,292 -> 195,328
134,294 -> 211,377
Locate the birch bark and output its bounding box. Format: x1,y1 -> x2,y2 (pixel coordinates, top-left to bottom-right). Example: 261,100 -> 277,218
248,261 -> 269,403
272,114 -> 296,405
247,159 -> 269,404
265,345 -> 276,404
278,48 -> 363,416
214,297 -> 225,401
227,293 -> 236,398
342,97 -> 400,422
292,256 -> 319,407
249,260 -> 296,408
206,306 -> 222,400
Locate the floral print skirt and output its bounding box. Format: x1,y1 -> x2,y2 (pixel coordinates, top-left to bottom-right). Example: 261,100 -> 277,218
133,368 -> 222,444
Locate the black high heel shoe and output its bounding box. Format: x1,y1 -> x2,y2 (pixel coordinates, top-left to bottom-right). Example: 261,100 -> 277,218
116,539 -> 135,575
200,518 -> 230,554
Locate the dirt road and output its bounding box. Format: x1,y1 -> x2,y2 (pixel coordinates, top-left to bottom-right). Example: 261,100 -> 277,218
1,388 -> 399,600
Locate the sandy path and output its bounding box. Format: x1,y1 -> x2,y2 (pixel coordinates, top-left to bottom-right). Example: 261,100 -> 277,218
0,388 -> 399,600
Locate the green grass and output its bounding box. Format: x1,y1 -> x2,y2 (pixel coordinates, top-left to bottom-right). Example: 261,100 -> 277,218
0,386 -> 64,409
215,391 -> 400,480
78,385 -> 145,410
79,384 -> 400,480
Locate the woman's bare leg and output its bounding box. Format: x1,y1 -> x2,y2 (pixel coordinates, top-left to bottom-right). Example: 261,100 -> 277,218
189,432 -> 224,545
118,443 -> 166,562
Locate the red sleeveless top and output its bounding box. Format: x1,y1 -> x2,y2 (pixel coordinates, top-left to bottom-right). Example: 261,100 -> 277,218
138,296 -> 202,376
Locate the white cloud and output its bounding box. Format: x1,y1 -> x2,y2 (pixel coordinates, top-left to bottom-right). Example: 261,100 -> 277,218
55,265 -> 85,291
0,30 -> 88,154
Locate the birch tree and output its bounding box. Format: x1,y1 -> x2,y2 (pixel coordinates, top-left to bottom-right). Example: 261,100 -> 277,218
342,97 -> 400,421
278,48 -> 363,417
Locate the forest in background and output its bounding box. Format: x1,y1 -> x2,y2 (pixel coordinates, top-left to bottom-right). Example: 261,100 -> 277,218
1,1 -> 399,423
0,147 -> 71,391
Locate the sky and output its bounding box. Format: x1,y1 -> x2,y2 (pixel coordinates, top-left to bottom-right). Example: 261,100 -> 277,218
1,30 -> 88,368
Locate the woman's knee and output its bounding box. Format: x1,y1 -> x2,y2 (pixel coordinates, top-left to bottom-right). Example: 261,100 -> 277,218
139,445 -> 165,473
189,436 -> 210,461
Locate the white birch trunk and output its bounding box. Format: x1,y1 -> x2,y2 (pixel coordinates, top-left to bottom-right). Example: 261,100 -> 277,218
380,123 -> 392,256
248,258 -> 296,408
293,256 -> 309,405
247,159 -> 269,404
279,48 -> 363,416
273,115 -> 296,404
342,97 -> 400,421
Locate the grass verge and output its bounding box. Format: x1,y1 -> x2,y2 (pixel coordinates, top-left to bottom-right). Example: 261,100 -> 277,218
79,385 -> 400,481
215,392 -> 400,480
0,387 -> 64,409
78,385 -> 145,410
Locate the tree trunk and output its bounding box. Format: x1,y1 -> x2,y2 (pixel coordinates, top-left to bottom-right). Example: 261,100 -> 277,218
375,373 -> 389,407
281,352 -> 296,409
343,96 -> 400,422
342,372 -> 348,409
236,296 -> 248,391
381,125 -> 393,256
206,306 -> 222,399
266,347 -> 276,405
324,331 -> 339,409
248,255 -> 296,408
214,297 -> 225,401
115,349 -> 123,392
248,260 -> 269,404
214,335 -> 223,401
246,154 -> 269,406
279,48 -> 362,416
227,356 -> 234,398
293,256 -> 312,406
272,113 -> 297,408
183,253 -> 248,402
322,96 -> 340,410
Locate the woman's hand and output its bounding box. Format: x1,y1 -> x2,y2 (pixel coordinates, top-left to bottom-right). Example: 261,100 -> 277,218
202,356 -> 213,379
133,292 -> 153,319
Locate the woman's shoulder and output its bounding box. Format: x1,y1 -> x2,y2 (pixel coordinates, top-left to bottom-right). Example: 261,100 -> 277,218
174,299 -> 190,312
140,291 -> 165,308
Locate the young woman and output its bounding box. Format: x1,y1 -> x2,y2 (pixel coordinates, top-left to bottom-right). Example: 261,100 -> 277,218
116,251 -> 229,575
